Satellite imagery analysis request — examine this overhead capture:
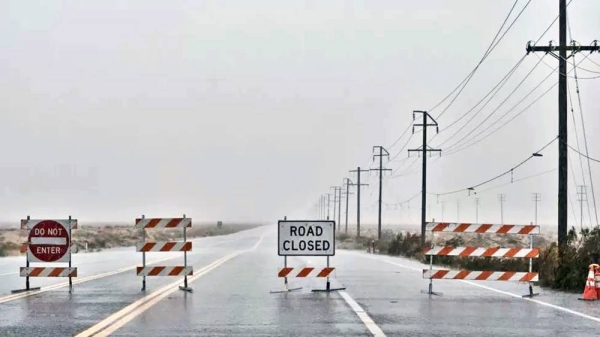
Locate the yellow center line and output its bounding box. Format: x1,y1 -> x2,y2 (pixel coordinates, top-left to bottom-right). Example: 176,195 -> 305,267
0,237 -> 242,304
77,234 -> 264,337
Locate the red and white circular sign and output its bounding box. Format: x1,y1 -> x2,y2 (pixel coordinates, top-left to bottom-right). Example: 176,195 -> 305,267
28,220 -> 70,262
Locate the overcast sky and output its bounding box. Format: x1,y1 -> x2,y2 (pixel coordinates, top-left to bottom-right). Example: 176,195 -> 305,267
0,1 -> 598,228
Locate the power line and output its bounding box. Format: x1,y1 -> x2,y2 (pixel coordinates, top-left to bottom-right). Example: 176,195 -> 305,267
533,52 -> 600,79
443,73 -> 557,156
435,56 -> 526,139
534,0 -> 574,45
435,54 -> 539,149
391,192 -> 422,206
476,168 -> 557,194
389,157 -> 420,179
571,52 -> 599,225
440,51 -> 596,156
387,123 -> 412,150
431,137 -> 557,196
566,58 -> 595,226
586,53 -> 600,68
435,1 -> 580,156
564,141 -> 600,163
433,0 -> 528,119
385,1 -> 535,157
390,133 -> 414,162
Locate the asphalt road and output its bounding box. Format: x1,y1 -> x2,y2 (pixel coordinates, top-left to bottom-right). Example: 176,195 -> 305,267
1,224 -> 600,336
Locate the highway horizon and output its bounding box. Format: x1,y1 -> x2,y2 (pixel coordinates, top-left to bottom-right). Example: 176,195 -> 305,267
0,224 -> 598,336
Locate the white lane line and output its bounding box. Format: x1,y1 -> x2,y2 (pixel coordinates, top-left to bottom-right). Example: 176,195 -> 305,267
77,235 -> 264,337
339,291 -> 386,337
461,280 -> 600,324
348,252 -> 600,325
0,238 -> 245,303
0,272 -> 18,276
78,253 -> 239,337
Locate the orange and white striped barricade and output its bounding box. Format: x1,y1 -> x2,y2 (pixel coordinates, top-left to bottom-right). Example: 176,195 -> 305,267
594,265 -> 600,296
422,222 -> 540,298
136,214 -> 193,293
271,218 -> 344,293
12,215 -> 78,294
277,267 -> 336,278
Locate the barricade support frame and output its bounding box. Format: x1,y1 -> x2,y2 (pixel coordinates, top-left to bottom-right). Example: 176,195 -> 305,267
12,215 -> 78,294
137,214 -> 193,293
423,222 -> 540,298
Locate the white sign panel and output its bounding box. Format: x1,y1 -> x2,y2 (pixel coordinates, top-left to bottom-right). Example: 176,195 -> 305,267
278,220 -> 335,256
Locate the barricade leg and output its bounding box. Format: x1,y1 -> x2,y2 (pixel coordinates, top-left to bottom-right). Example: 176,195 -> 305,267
69,215 -> 73,294
179,223 -> 193,293
270,256 -> 302,294
11,216 -> 40,294
522,234 -> 539,298
421,249 -> 442,297
141,215 -> 146,291
311,256 -> 346,293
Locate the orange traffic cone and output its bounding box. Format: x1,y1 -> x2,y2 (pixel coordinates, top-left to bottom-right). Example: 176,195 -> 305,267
593,264 -> 600,295
579,264 -> 598,301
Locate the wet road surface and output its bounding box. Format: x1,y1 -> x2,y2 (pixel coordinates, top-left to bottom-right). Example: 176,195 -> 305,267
1,224 -> 600,336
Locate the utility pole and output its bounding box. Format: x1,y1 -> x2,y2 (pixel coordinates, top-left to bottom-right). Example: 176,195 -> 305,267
498,194 -> 506,224
349,167 -> 369,238
475,197 -> 480,223
342,178 -> 354,234
319,196 -> 322,219
533,193 -> 541,227
526,0 -> 599,255
315,200 -> 319,219
321,195 -> 325,220
330,186 -> 342,231
578,186 -> 587,231
337,186 -> 342,231
330,187 -> 339,226
371,146 -> 391,240
408,110 -> 441,247
326,193 -> 332,220
320,196 -> 324,220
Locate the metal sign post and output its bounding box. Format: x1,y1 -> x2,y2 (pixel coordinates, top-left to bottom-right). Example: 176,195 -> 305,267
271,218 -> 345,293
141,214 -> 146,291
24,216 -> 33,292
12,216 -> 78,294
271,216 -> 302,293
422,222 -> 540,297
135,215 -> 193,293
68,215 -> 72,293
422,224 -> 443,298
522,232 -> 540,298
179,214 -> 192,292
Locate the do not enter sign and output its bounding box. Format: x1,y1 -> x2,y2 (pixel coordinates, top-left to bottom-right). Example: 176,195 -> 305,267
28,220 -> 71,263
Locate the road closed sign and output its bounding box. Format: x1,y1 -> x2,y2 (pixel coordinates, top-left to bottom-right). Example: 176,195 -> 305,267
278,220 -> 335,256
27,220 -> 72,263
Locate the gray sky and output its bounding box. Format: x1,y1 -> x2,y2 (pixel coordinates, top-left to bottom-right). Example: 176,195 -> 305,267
0,1 -> 599,228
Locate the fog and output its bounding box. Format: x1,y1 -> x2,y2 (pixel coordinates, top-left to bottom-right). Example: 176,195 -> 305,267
1,1 -> 598,229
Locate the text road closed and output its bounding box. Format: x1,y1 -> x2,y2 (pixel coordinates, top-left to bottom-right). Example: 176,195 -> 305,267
278,221 -> 335,256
